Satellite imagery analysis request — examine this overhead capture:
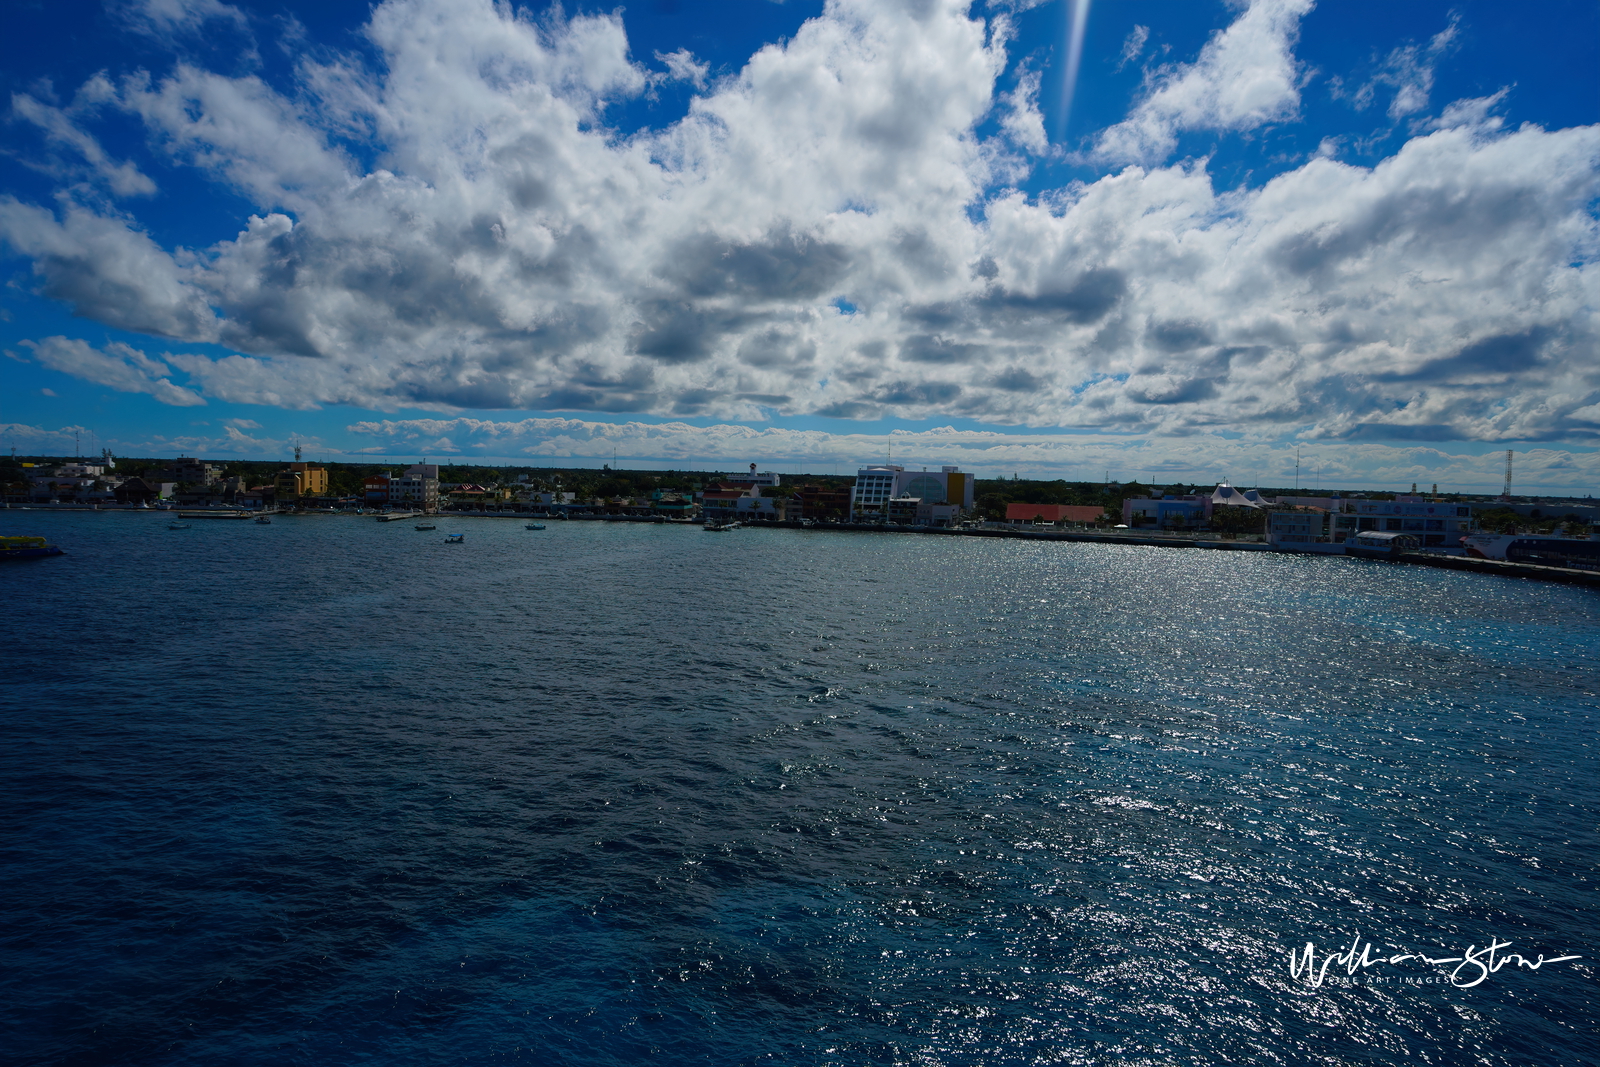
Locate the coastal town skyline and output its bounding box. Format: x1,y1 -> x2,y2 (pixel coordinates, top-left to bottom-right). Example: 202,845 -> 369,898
3,0 -> 1597,492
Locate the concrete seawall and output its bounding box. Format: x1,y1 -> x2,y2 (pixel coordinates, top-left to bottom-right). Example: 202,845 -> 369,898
1394,551 -> 1600,588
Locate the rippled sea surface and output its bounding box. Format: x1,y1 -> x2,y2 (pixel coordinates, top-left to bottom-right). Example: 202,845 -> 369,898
2,511 -> 1597,1066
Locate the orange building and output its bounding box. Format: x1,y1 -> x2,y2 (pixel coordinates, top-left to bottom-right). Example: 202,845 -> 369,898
1005,503 -> 1106,524
274,462 -> 329,501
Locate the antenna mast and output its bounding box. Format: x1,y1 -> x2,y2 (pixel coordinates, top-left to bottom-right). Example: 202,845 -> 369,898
1502,449 -> 1512,499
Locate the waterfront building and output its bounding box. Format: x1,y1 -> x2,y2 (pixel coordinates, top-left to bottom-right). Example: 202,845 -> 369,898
1266,508 -> 1338,552
648,491 -> 695,517
1009,503 -> 1109,526
793,485 -> 852,522
390,464 -> 440,511
699,487 -> 748,525
848,465 -> 974,523
274,462 -> 329,502
363,475 -> 391,505
1335,496 -> 1473,548
1121,495 -> 1212,528
113,477 -> 161,505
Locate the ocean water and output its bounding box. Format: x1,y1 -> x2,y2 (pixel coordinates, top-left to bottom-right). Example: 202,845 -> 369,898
2,511 -> 1596,1066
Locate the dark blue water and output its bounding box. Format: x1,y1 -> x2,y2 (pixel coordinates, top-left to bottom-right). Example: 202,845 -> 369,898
2,511 -> 1596,1066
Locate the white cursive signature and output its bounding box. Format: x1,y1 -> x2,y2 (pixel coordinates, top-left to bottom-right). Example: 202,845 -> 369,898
1288,934 -> 1581,989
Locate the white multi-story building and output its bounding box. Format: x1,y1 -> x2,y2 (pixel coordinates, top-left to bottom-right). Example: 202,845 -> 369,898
390,463 -> 440,511
1267,495 -> 1475,551
1338,496 -> 1474,548
726,463 -> 781,491
848,465 -> 975,524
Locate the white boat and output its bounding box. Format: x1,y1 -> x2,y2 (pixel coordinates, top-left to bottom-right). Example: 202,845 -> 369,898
255,515 -> 272,524
415,522 -> 437,531
1346,531 -> 1420,558
444,533 -> 464,543
525,523 -> 546,530
1463,531 -> 1600,569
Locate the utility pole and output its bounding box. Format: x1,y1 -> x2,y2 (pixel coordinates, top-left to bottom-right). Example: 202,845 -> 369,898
1295,446 -> 1301,493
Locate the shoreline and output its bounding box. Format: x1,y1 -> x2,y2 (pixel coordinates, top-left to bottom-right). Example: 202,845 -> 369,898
8,506 -> 1598,586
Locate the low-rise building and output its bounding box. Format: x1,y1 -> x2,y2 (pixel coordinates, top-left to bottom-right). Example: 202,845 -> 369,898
700,488 -> 748,525
1010,503 -> 1109,526
1334,495 -> 1474,548
649,491 -> 695,517
793,484 -> 852,522
1267,508 -> 1337,551
520,491 -> 576,508
114,477 -> 162,505
1121,495 -> 1212,527
363,475 -> 391,505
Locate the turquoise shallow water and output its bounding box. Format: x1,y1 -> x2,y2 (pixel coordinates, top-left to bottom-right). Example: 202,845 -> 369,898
2,511 -> 1597,1065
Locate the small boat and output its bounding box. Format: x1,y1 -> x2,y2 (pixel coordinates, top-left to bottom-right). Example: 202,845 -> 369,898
415,522 -> 437,531
255,515 -> 272,524
703,522 -> 734,532
444,533 -> 464,543
168,522 -> 192,530
525,523 -> 546,530
0,535 -> 64,560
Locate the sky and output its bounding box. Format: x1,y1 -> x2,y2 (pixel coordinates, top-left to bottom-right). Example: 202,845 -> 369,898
0,0 -> 1597,492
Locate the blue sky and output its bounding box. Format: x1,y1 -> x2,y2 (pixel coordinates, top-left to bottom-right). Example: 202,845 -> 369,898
1,0 -> 1596,491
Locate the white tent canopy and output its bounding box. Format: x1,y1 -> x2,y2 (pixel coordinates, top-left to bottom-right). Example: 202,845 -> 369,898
1210,483 -> 1266,508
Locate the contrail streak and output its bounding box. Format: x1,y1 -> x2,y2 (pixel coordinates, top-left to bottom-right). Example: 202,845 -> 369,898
1057,0 -> 1092,139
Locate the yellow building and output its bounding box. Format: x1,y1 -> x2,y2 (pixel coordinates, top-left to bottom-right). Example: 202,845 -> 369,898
274,462 -> 329,500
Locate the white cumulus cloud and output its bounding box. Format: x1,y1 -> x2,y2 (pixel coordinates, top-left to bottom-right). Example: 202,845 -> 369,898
1092,0 -> 1313,165
23,337 -> 207,406
0,0 -> 1593,454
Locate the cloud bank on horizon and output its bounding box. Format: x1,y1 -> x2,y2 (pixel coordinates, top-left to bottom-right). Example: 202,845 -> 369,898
2,0 -> 1598,450
7,413 -> 1596,494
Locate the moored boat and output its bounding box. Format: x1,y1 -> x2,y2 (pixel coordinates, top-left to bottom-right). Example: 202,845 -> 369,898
416,522 -> 437,531
525,523 -> 546,530
1463,530 -> 1600,570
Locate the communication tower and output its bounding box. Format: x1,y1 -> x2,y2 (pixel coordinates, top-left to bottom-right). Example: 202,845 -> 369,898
1502,449 -> 1513,499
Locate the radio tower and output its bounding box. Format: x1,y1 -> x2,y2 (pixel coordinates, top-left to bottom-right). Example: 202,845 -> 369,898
1501,449 -> 1513,500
